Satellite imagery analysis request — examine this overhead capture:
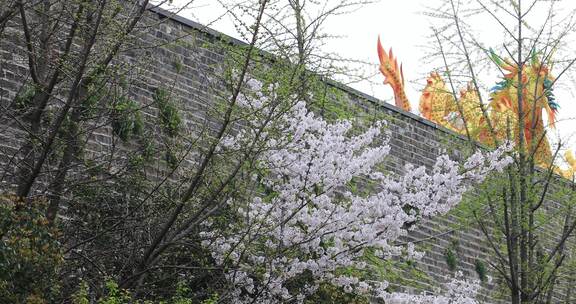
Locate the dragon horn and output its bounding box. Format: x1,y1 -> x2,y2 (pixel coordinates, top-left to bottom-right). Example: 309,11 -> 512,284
400,63 -> 405,87
377,36 -> 386,65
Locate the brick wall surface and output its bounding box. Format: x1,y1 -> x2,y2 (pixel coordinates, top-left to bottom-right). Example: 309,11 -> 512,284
0,6 -> 573,303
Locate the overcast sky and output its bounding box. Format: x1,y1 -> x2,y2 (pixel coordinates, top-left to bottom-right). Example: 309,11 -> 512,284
163,0 -> 576,152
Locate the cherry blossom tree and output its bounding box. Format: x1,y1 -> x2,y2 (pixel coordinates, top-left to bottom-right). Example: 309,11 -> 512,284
200,79 -> 513,303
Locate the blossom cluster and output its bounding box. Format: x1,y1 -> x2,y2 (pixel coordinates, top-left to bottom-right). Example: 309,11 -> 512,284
201,79 -> 512,303
384,272 -> 481,304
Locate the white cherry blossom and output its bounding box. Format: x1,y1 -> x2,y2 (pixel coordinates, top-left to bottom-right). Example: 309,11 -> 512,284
201,80 -> 512,303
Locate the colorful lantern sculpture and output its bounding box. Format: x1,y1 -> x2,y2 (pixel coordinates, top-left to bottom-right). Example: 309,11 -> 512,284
377,37 -> 559,168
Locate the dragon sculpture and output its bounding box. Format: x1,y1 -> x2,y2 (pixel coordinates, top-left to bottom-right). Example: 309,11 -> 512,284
377,37 -> 560,169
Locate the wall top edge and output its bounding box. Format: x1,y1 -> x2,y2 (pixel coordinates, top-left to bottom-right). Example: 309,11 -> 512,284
147,5 -> 468,140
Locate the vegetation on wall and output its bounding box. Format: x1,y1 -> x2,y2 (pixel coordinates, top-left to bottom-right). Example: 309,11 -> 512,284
475,259 -> 487,282
112,97 -> 144,141
444,248 -> 458,272
154,88 -> 182,138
